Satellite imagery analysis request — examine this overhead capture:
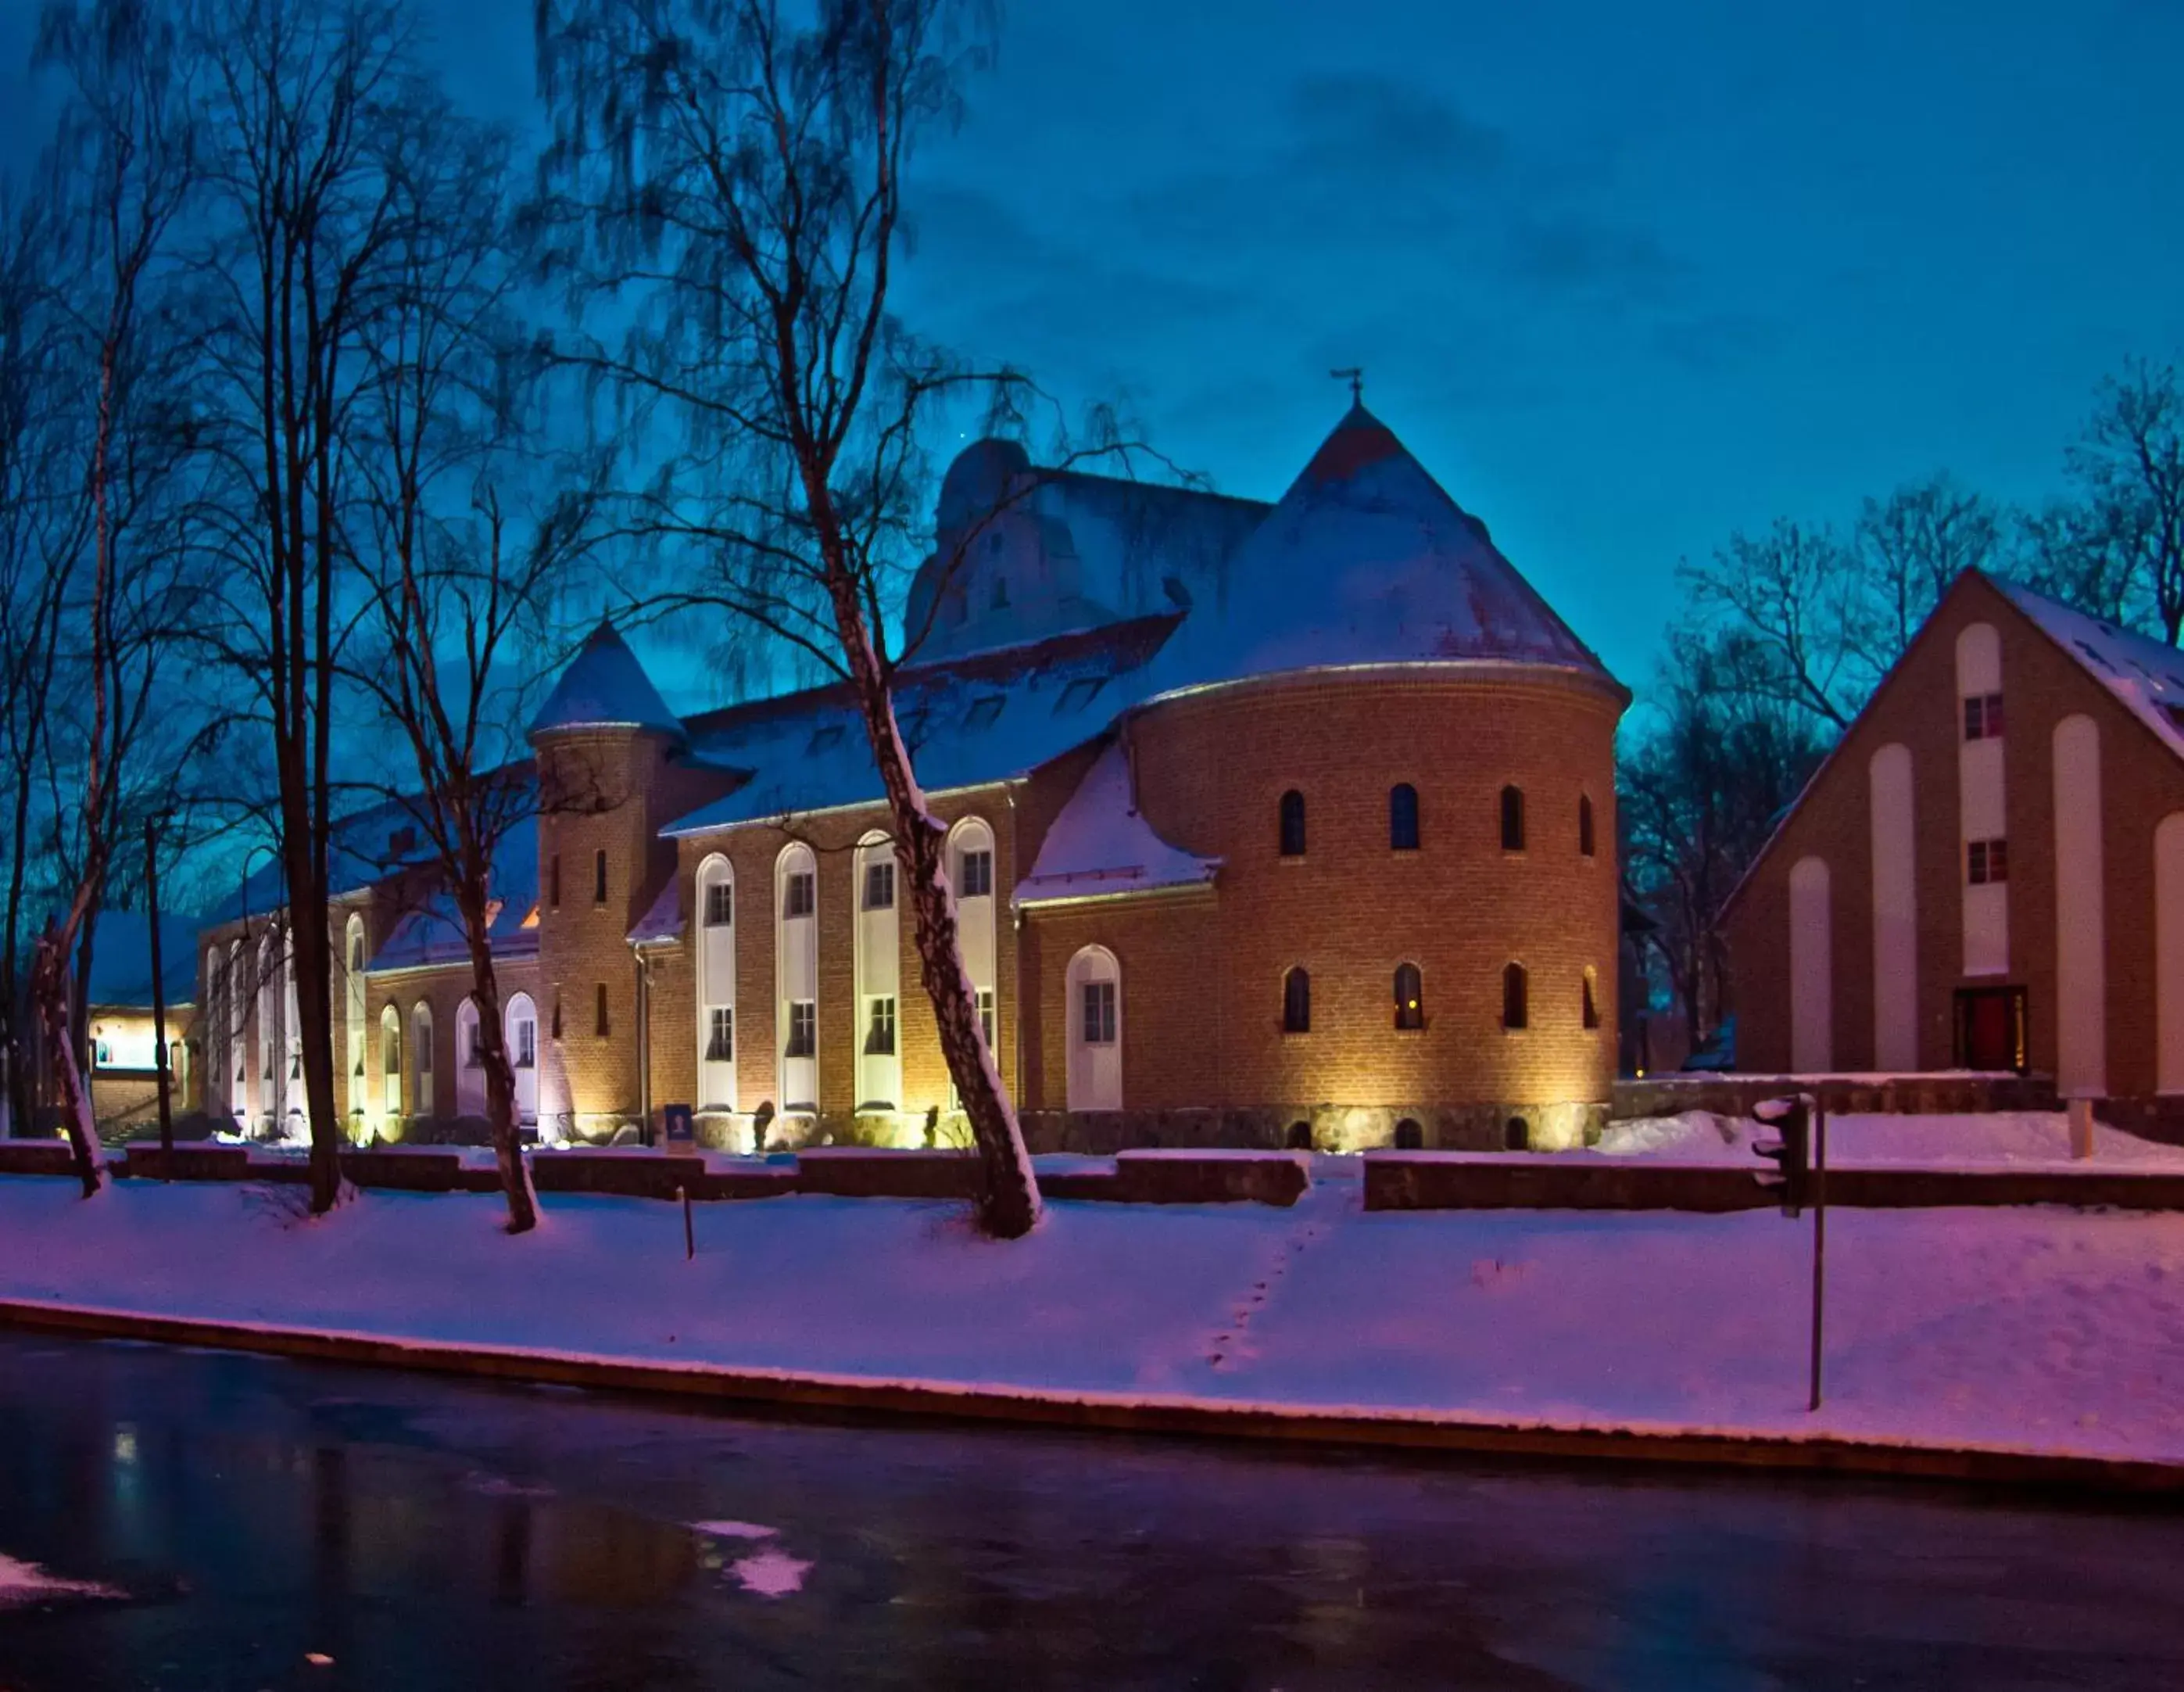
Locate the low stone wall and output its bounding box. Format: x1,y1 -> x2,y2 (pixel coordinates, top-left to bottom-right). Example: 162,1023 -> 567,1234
795,1148 -> 982,1200
2095,1097 -> 2184,1149
1613,1074 -> 2060,1121
1363,1153 -> 2184,1213
0,1141 -> 76,1178
1020,1102 -> 1609,1156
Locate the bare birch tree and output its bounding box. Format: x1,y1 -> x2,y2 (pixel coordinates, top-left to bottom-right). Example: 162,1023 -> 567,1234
23,0 -> 199,1192
530,0 -> 1060,1233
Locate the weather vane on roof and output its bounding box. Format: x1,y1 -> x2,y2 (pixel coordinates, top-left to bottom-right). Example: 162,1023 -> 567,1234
1330,367 -> 1364,405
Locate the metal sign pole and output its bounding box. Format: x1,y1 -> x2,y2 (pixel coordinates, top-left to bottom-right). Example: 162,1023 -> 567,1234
1810,1101 -> 1827,1413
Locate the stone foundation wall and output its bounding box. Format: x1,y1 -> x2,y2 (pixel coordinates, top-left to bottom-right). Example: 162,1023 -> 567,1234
1020,1101 -> 1610,1155
1613,1073 -> 2060,1121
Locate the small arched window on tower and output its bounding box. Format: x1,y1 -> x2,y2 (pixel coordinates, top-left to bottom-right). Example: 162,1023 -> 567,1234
1390,783 -> 1420,851
1501,785 -> 1525,852
1278,789 -> 1306,858
1502,962 -> 1529,1031
1579,794 -> 1596,859
1394,963 -> 1424,1031
1582,966 -> 1601,1031
1282,966 -> 1311,1034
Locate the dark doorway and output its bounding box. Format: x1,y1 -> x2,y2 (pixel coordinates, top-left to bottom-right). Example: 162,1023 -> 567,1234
1953,986 -> 2028,1074
1393,1118 -> 1424,1149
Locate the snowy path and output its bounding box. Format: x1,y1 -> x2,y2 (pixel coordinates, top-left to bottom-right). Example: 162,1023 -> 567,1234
0,1173 -> 2180,1466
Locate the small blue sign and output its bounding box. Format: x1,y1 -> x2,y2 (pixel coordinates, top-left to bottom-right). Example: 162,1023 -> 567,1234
664,1103 -> 694,1144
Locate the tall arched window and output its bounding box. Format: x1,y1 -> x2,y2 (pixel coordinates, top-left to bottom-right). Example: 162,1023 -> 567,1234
1065,944 -> 1122,1109
1502,962 -> 1529,1031
344,913 -> 367,1118
413,1002 -> 435,1120
696,854 -> 737,1112
226,939 -> 246,1127
380,1004 -> 403,1121
1500,786 -> 1525,851
505,992 -> 539,1127
776,842 -> 820,1111
1394,963 -> 1424,1031
854,832 -> 901,1110
1282,967 -> 1311,1034
948,818 -> 999,1106
1579,794 -> 1596,858
1582,966 -> 1600,1031
1278,789 -> 1306,858
1390,783 -> 1420,851
455,997 -> 485,1117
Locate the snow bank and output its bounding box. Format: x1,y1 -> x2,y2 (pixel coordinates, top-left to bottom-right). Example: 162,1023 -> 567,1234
1592,1111 -> 2184,1169
1,1174 -> 2181,1464
0,1552 -> 126,1608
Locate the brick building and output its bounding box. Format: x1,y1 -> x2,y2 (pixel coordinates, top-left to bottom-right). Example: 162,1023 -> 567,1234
1725,568 -> 2184,1104
188,403 -> 1627,1152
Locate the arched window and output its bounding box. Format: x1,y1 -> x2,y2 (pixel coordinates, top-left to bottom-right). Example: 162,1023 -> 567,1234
696,854 -> 737,1112
344,913 -> 367,1120
1286,1120 -> 1312,1150
1065,944 -> 1122,1110
1390,783 -> 1420,851
1500,785 -> 1525,851
1278,788 -> 1306,858
1582,967 -> 1600,1031
1504,1116 -> 1529,1151
1579,794 -> 1595,858
1394,1118 -> 1424,1149
454,998 -> 485,1117
948,817 -> 1000,1108
854,832 -> 901,1110
1282,966 -> 1311,1034
1394,963 -> 1424,1031
776,842 -> 820,1110
370,1004 -> 396,1127
413,1002 -> 435,1118
505,993 -> 539,1127
1502,962 -> 1529,1031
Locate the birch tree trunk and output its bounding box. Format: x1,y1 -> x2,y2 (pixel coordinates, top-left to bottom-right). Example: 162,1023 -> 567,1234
30,922 -> 105,1197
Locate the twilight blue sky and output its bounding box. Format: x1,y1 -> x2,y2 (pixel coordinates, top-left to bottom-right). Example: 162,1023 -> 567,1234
6,0 -> 2182,691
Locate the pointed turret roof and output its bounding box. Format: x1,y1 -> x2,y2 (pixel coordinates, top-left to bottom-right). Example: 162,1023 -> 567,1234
529,619 -> 685,740
1154,403 -> 1613,692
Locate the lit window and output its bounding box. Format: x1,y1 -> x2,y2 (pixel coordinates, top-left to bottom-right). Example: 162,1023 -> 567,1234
515,1020 -> 536,1069
1394,963 -> 1424,1031
865,996 -> 897,1056
958,848 -> 993,898
1579,794 -> 1596,858
1390,783 -> 1420,851
863,859 -> 896,910
704,879 -> 733,927
706,1006 -> 734,1063
1082,980 -> 1118,1045
1501,786 -> 1525,851
1279,789 -> 1306,858
1283,967 -> 1311,1034
1967,837 -> 2009,884
783,871 -> 815,919
977,988 -> 995,1050
785,1000 -> 817,1059
1964,692 -> 2005,741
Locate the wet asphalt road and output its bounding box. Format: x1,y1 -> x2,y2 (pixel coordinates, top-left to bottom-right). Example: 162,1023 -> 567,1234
1,1332 -> 2182,1690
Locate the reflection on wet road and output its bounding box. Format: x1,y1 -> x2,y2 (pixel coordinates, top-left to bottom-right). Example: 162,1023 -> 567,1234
2,1333 -> 2181,1689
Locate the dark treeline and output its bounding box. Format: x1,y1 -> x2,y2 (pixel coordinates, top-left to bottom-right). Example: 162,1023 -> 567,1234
1621,359 -> 2184,1051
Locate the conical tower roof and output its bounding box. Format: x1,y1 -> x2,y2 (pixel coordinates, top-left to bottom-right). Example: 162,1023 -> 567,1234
529,619 -> 684,740
1157,404 -> 1612,690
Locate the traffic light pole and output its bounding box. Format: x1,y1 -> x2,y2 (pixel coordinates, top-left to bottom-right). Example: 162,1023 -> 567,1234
1809,1104 -> 1827,1412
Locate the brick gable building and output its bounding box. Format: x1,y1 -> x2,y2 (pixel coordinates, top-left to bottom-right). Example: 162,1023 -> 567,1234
188,404 -> 1627,1152
1726,568 -> 2184,1104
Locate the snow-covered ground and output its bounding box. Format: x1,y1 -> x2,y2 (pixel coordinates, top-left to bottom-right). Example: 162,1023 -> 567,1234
1,1170 -> 2180,1466
1593,1109 -> 2184,1168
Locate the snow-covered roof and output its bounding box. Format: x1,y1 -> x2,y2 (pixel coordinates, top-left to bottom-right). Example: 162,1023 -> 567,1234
1144,403 -> 1614,696
530,620 -> 685,740
84,909 -> 201,1008
1013,739 -> 1219,906
628,877 -> 683,945
365,814 -> 541,973
662,615 -> 1181,836
1999,580 -> 2184,760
